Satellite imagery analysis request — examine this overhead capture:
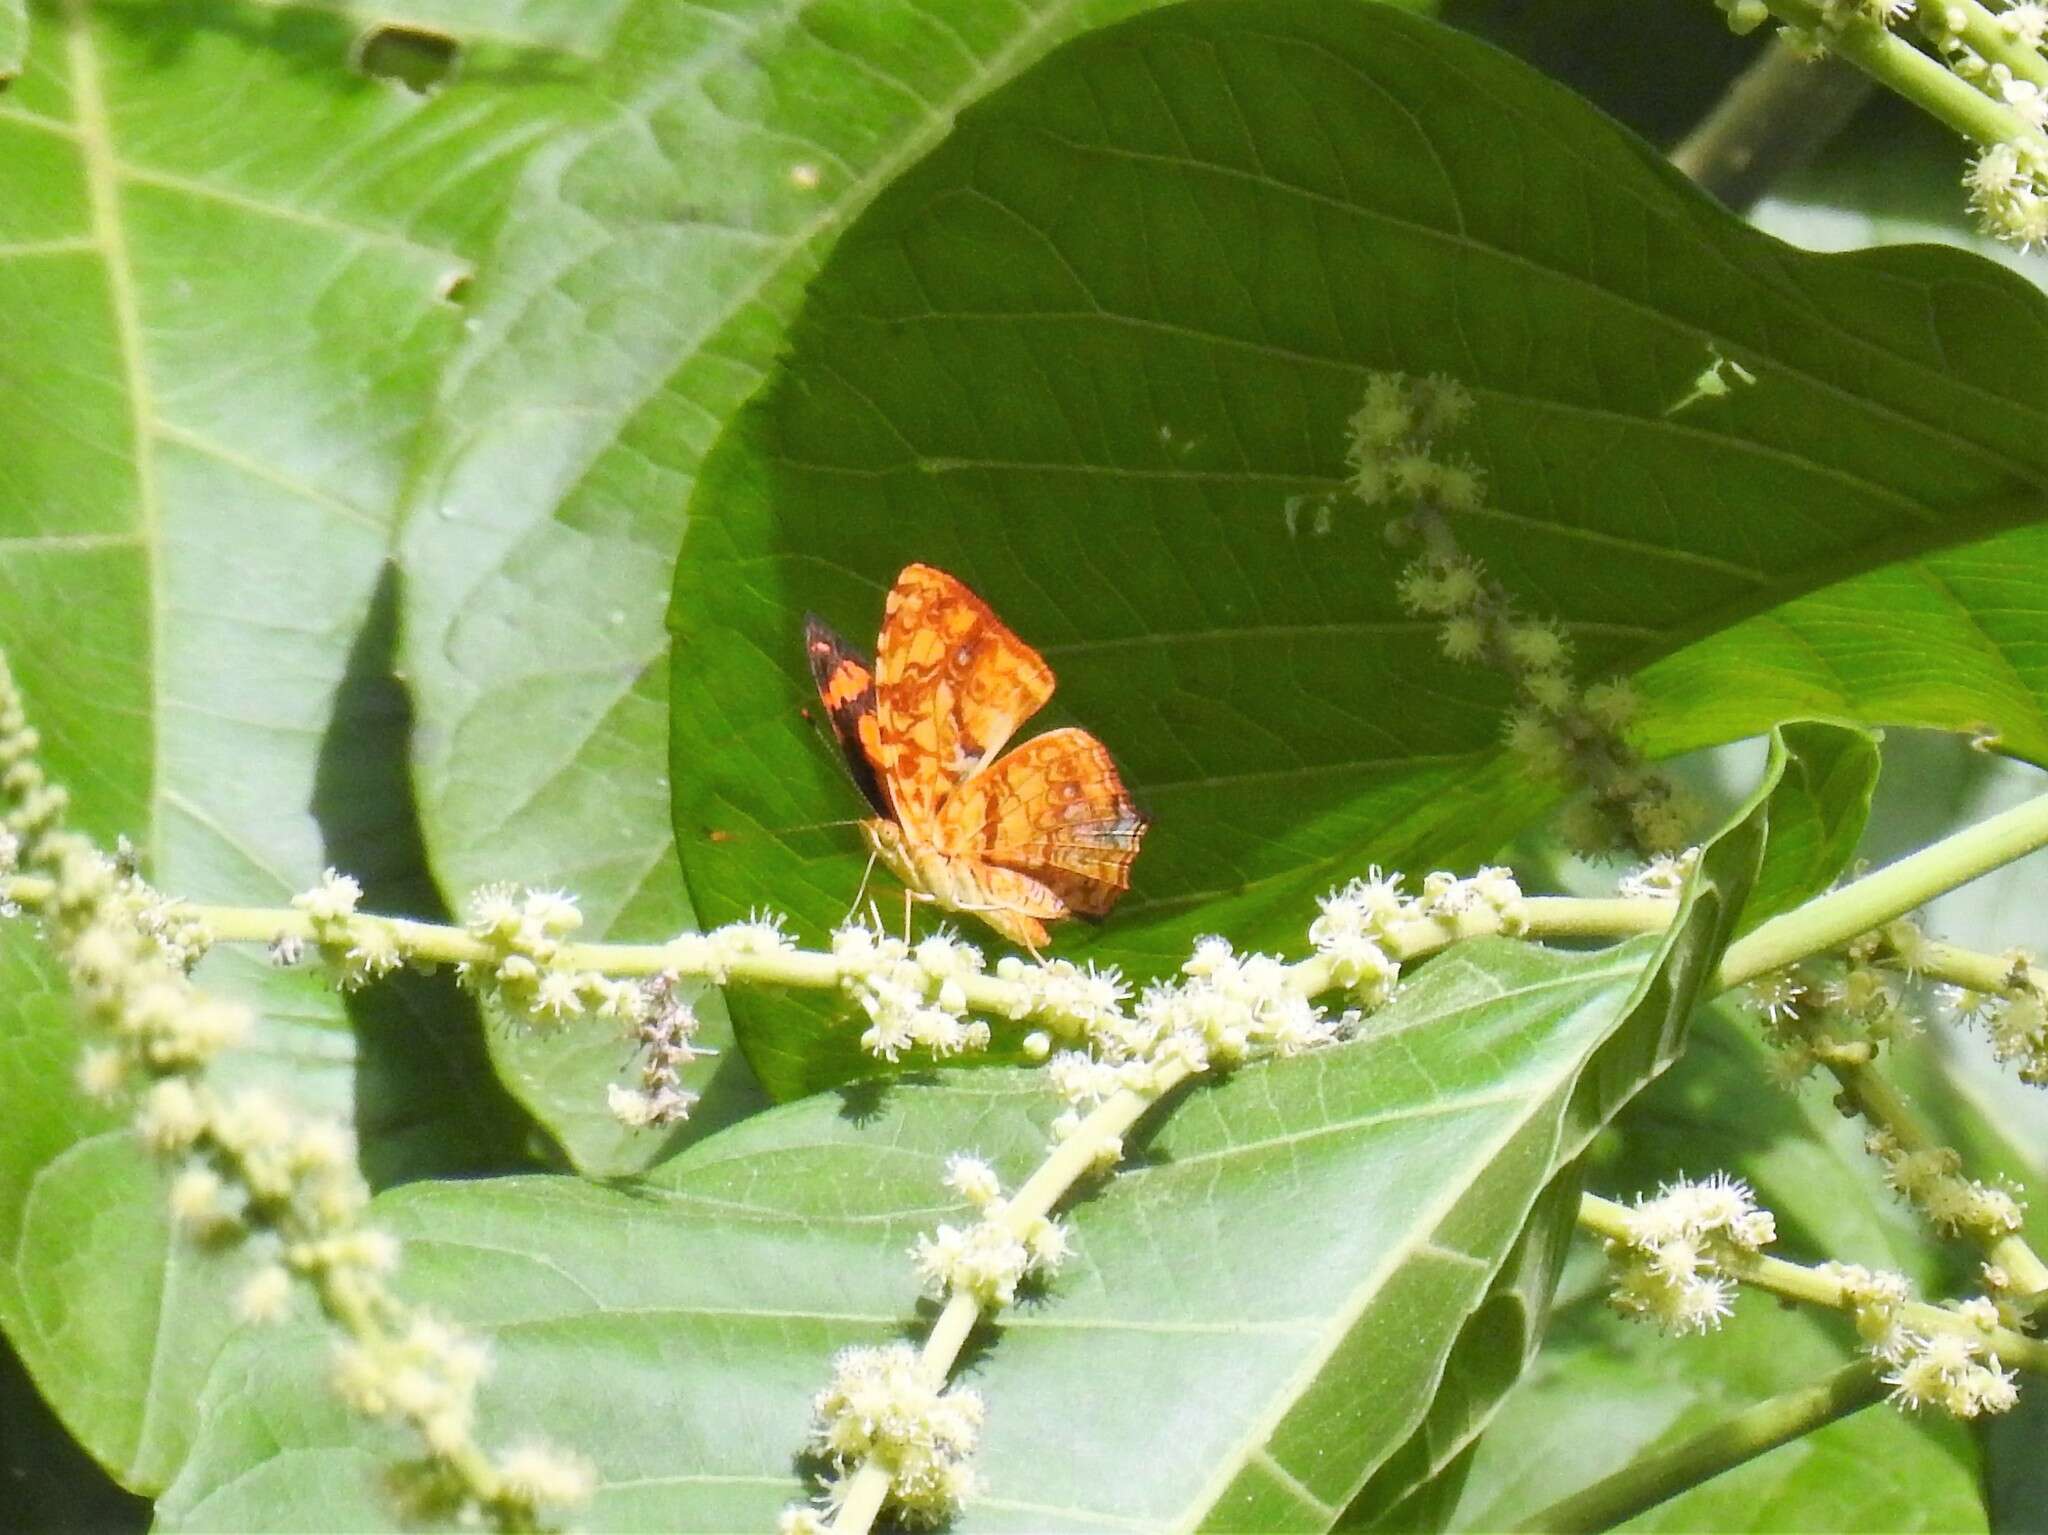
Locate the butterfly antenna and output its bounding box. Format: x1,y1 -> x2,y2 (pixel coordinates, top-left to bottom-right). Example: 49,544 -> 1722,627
697,815 -> 869,847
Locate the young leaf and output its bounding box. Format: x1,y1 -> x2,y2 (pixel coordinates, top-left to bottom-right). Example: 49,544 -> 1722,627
670,0 -> 2048,1097
1733,721 -> 1880,934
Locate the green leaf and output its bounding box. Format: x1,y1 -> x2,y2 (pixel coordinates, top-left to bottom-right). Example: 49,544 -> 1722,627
0,0 -> 21,78
1638,132 -> 2048,772
0,1327 -> 148,1534
1733,720 -> 1879,933
670,0 -> 2048,1097
1636,528 -> 2048,768
0,0 -> 595,1487
1339,1168 -> 1584,1530
154,716 -> 1793,1531
391,0 -> 1242,1169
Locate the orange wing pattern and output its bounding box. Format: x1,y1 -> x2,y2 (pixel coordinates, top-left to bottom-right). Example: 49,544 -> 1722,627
809,562 -> 1148,947
937,726 -> 1147,916
872,564 -> 1054,834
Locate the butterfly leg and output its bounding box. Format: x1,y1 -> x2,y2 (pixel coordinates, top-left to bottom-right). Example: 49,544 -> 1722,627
843,849 -> 880,927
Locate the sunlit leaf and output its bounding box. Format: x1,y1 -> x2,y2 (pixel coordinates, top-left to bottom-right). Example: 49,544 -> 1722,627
152,720 -> 1810,1531
0,0 -> 596,1486
671,0 -> 2048,1096
392,0 -> 1231,1167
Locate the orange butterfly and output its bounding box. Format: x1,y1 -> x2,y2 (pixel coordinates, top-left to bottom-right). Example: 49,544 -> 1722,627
805,564 -> 1149,951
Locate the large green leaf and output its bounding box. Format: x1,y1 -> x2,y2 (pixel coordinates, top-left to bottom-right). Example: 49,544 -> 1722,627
669,0 -> 2048,1098
151,718 -> 1799,1532
1637,128 -> 2048,770
0,0 -> 596,1488
390,0 -> 1244,1171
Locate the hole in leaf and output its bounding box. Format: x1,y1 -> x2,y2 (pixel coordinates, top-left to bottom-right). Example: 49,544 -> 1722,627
351,25 -> 461,94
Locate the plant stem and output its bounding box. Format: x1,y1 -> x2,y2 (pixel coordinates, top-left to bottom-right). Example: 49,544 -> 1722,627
1671,36 -> 1873,210
1940,0 -> 2048,90
1758,0 -> 2048,153
1577,1195 -> 2048,1370
1718,791 -> 2048,989
1518,1360 -> 1886,1534
825,1073 -> 1185,1535
1811,1022 -> 2048,1300
0,877 -> 1675,1023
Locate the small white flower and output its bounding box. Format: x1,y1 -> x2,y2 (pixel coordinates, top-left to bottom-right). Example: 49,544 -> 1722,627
292,868 -> 362,925
495,1440 -> 598,1511
532,970 -> 586,1020
235,1264 -> 294,1325
943,1155 -> 1003,1208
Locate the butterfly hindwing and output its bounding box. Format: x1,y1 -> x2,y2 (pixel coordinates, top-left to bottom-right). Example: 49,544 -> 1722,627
938,725 -> 1148,916
804,614 -> 891,818
810,563 -> 1149,948
872,564 -> 1055,833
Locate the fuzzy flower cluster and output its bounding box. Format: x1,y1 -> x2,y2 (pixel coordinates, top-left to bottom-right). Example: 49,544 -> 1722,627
290,867 -> 394,987
1346,370 -> 1693,857
1603,1174 -> 1777,1336
605,972 -> 706,1129
1739,922 -> 1926,1087
990,954 -> 1130,1048
1928,24 -> 2048,245
1866,1127 -> 2026,1242
910,1155 -> 1072,1308
1741,918 -> 2035,1252
797,1343 -> 985,1529
1618,848 -> 1699,902
1885,1324 -> 2022,1417
1310,865 -> 1528,1003
1041,936 -> 1344,1146
835,922 -> 992,1062
0,651 -> 593,1530
1940,950 -> 2048,1086
462,883 -> 641,1024
1818,1262 -> 2025,1418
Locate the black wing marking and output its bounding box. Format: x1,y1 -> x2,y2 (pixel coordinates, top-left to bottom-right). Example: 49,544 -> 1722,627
803,614 -> 891,818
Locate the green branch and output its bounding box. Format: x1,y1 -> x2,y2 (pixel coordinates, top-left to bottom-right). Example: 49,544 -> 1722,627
1578,1194 -> 2048,1370
1718,790 -> 2048,988
1520,1359 -> 1886,1534
1758,0 -> 2048,153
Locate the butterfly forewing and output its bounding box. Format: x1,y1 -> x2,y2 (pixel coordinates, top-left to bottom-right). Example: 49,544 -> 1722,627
872,563 -> 1055,833
803,615 -> 891,818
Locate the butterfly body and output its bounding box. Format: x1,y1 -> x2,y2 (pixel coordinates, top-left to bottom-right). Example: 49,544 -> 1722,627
805,564 -> 1148,950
